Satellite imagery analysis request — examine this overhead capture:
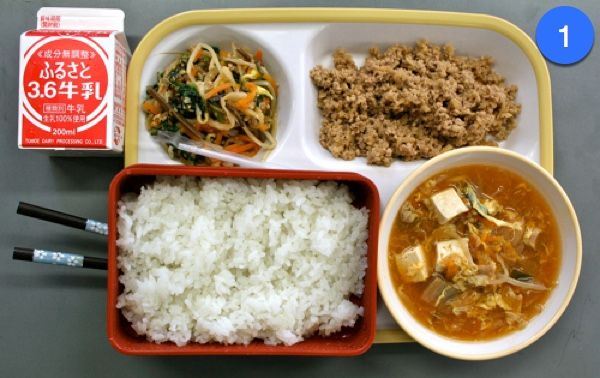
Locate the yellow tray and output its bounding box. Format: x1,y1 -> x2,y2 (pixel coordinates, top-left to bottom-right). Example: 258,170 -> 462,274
124,8 -> 553,344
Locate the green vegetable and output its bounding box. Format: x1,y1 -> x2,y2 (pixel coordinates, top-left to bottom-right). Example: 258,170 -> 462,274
509,269 -> 533,283
464,183 -> 522,230
208,103 -> 225,122
159,119 -> 179,132
170,83 -> 202,119
180,52 -> 190,65
465,184 -> 489,215
168,69 -> 179,81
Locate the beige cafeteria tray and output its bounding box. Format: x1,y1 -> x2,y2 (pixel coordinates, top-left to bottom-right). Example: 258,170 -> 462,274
124,8 -> 553,343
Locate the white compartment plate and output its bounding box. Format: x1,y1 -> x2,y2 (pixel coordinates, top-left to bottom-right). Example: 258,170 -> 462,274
125,8 -> 553,343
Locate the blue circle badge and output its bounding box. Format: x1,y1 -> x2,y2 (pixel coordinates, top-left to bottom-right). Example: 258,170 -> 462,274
536,6 -> 594,65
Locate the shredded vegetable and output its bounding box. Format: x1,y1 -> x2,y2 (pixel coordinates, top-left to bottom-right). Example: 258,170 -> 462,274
143,42 -> 278,165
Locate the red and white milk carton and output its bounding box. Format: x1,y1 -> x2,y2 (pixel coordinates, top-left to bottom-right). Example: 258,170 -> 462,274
18,8 -> 129,154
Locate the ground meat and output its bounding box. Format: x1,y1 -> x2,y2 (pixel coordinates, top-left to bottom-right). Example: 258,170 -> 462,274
310,41 -> 521,166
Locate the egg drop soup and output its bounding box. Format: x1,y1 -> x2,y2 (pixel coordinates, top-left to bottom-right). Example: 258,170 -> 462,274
389,164 -> 560,340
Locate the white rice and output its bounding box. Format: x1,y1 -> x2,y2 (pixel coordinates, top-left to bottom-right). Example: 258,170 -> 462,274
116,176 -> 369,346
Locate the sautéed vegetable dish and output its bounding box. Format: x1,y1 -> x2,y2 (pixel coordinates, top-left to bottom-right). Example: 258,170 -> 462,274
142,43 -> 278,165
389,165 -> 560,340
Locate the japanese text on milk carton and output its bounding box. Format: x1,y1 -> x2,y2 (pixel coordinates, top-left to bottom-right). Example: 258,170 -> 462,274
18,8 -> 129,154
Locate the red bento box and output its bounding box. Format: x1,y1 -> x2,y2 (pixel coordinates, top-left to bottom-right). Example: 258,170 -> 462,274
107,164 -> 379,356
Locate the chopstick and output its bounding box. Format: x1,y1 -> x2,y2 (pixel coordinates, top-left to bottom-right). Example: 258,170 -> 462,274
13,247 -> 107,270
14,204 -> 109,272
17,202 -> 108,236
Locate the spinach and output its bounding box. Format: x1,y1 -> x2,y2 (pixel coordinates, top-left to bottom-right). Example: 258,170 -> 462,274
208,103 -> 225,122
179,149 -> 194,161
510,269 -> 533,283
159,119 -> 179,132
170,83 -> 202,119
256,94 -> 264,106
168,69 -> 179,81
201,54 -> 211,64
175,148 -> 203,165
180,53 -> 190,65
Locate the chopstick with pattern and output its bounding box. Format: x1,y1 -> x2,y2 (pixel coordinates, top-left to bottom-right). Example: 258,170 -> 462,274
17,202 -> 108,236
12,247 -> 107,270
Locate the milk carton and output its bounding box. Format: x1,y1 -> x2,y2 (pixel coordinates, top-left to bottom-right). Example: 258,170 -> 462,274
18,8 -> 129,154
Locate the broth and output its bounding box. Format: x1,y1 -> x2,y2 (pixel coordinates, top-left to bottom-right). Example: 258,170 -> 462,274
389,164 -> 560,340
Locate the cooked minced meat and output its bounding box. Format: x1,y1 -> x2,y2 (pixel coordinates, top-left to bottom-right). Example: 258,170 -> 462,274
310,41 -> 521,166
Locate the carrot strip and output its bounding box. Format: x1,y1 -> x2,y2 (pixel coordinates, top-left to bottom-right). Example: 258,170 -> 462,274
257,123 -> 269,132
224,142 -> 259,153
255,49 -> 263,64
219,49 -> 230,59
196,123 -> 218,133
205,83 -> 232,99
142,100 -> 162,114
236,135 -> 252,143
233,83 -> 257,110
243,146 -> 260,157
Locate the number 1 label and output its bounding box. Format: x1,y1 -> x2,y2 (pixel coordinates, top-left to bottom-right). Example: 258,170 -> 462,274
536,6 -> 594,64
559,24 -> 569,48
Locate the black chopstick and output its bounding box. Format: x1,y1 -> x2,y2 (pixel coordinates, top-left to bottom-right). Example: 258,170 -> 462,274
17,202 -> 108,236
13,247 -> 107,270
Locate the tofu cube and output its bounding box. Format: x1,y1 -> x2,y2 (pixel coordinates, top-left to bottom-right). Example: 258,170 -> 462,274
431,188 -> 469,224
395,245 -> 428,283
435,238 -> 471,272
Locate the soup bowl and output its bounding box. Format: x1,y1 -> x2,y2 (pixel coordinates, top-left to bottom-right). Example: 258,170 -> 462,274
377,146 -> 581,360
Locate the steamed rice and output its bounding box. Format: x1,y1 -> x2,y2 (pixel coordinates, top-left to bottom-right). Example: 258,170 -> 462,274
116,176 -> 369,346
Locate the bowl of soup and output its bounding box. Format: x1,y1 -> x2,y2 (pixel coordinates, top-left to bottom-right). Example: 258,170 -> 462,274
378,146 -> 581,360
